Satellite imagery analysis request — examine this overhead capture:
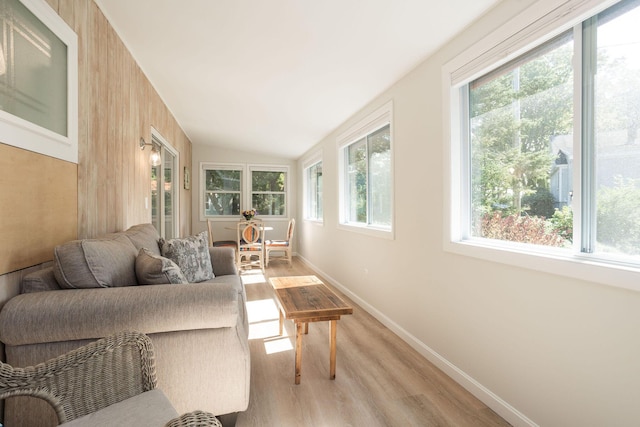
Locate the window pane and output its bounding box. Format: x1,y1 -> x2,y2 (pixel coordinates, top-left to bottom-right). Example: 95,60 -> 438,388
252,171 -> 285,191
347,138 -> 367,223
252,194 -> 285,215
594,0 -> 640,256
206,192 -> 240,216
307,162 -> 323,220
0,0 -> 67,136
368,125 -> 391,226
468,33 -> 574,247
206,170 -> 240,191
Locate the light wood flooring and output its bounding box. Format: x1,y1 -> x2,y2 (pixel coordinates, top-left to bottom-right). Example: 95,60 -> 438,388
236,257 -> 511,427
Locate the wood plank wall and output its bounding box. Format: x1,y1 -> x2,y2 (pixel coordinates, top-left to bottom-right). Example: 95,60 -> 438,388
0,0 -> 192,275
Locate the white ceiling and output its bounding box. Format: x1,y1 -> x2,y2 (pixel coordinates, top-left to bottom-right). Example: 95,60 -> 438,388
95,0 -> 500,159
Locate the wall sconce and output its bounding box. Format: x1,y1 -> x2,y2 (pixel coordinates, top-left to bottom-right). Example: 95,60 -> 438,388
140,137 -> 162,167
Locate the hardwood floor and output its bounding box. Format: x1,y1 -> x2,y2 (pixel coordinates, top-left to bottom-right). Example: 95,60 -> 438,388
236,258 -> 511,427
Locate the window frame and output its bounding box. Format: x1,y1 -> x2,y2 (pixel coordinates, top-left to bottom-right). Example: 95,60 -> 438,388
337,100 -> 394,240
200,162 -> 245,221
248,164 -> 289,219
443,0 -> 640,292
0,0 -> 78,163
303,150 -> 323,223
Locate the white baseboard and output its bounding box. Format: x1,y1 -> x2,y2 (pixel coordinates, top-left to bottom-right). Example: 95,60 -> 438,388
296,255 -> 538,427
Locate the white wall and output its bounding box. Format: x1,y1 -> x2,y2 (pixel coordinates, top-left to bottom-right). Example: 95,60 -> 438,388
295,1 -> 640,426
191,144 -> 298,248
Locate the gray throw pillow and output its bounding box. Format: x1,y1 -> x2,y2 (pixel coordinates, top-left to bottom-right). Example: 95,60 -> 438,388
159,231 -> 214,283
135,247 -> 188,285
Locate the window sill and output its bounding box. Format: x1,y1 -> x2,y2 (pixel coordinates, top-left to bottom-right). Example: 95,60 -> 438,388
338,222 -> 394,240
444,239 -> 640,293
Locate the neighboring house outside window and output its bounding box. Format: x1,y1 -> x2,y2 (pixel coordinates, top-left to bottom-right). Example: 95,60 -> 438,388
338,101 -> 394,239
303,153 -> 323,222
445,0 -> 640,290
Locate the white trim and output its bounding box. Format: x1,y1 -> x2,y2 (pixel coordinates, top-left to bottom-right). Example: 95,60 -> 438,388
448,0 -> 620,87
337,100 -> 395,240
1,0 -> 78,163
297,255 -> 538,427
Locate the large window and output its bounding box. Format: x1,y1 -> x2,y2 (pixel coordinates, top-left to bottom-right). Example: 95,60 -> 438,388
201,163 -> 287,219
338,101 -> 393,238
446,0 -> 640,289
304,157 -> 323,222
202,165 -> 243,217
250,166 -> 288,217
0,0 -> 78,163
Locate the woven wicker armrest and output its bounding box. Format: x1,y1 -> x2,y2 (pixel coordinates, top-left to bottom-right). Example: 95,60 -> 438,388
165,410 -> 222,427
0,331 -> 157,424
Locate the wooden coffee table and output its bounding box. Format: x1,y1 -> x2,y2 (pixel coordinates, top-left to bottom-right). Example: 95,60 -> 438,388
269,275 -> 353,384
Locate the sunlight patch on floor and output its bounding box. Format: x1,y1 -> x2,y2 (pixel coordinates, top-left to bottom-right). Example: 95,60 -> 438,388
240,270 -> 266,285
247,298 -> 281,340
263,336 -> 293,354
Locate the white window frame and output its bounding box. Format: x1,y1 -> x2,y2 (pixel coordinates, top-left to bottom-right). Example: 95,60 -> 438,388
302,149 -> 323,223
0,0 -> 78,163
337,100 -> 394,240
200,162 -> 245,221
248,164 -> 289,219
200,163 -> 289,221
443,0 -> 640,292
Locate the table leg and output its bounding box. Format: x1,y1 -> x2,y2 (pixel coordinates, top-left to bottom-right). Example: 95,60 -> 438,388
279,310 -> 284,336
329,319 -> 337,380
304,322 -> 309,334
295,321 -> 303,384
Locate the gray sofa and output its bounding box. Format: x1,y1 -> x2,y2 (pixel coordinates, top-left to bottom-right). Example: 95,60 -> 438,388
0,224 -> 250,427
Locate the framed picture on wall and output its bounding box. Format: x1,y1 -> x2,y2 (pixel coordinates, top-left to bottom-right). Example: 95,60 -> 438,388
184,166 -> 191,190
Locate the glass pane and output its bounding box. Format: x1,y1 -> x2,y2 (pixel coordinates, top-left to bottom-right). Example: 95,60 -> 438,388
205,169 -> 240,191
469,33 -> 574,247
205,192 -> 240,216
307,162 -> 323,220
347,138 -> 367,223
252,171 -> 285,192
368,125 -> 391,227
151,164 -> 160,232
594,0 -> 640,256
0,0 -> 67,136
163,151 -> 175,239
252,194 -> 285,216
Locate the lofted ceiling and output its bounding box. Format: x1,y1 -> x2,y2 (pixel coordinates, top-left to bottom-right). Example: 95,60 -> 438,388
95,0 -> 500,159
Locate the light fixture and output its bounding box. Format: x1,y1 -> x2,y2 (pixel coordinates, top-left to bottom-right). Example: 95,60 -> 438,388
139,137 -> 162,167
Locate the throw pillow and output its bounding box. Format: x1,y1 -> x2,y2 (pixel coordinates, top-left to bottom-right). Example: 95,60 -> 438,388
159,231 -> 214,283
135,247 -> 189,285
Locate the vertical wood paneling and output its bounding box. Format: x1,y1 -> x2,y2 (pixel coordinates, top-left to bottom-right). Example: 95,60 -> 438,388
74,0 -> 89,239
0,0 -> 193,276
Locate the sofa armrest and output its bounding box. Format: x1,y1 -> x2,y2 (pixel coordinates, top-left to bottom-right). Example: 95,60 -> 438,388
0,282 -> 239,347
209,247 -> 238,276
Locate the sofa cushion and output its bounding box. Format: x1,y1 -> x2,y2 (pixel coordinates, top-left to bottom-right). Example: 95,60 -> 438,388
135,247 -> 188,285
59,389 -> 179,427
159,232 -> 214,283
54,233 -> 138,289
124,223 -> 162,256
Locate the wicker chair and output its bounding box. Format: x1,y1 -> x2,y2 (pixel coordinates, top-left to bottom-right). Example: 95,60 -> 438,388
0,331 -> 221,427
